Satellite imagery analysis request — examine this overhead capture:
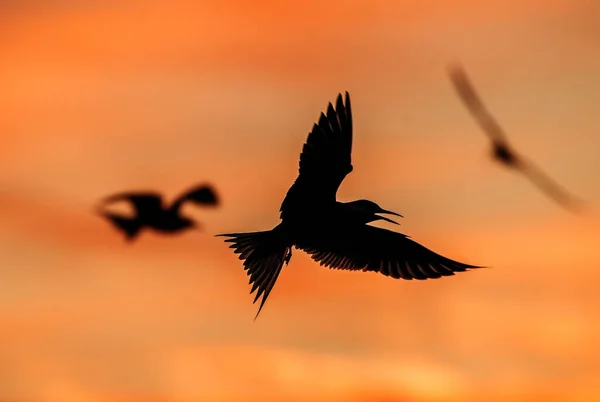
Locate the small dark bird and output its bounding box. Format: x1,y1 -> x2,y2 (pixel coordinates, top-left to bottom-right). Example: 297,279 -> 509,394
448,64 -> 583,212
97,184 -> 219,241
218,92 -> 482,319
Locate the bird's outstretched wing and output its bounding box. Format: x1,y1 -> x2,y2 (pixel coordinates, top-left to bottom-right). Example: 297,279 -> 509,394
171,184 -> 220,210
280,92 -> 353,219
448,64 -> 510,146
519,158 -> 584,212
296,225 -> 482,280
100,192 -> 163,218
96,210 -> 142,240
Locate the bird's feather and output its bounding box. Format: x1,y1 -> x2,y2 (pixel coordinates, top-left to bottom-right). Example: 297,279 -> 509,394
171,184 -> 219,211
97,211 -> 142,240
519,159 -> 584,212
297,225 -> 482,280
217,229 -> 291,319
280,92 -> 353,219
448,64 -> 510,145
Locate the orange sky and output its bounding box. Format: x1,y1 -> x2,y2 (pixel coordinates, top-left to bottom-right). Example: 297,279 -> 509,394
1,1 -> 600,401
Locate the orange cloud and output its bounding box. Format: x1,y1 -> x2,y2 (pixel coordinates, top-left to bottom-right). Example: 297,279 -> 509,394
1,1 -> 600,401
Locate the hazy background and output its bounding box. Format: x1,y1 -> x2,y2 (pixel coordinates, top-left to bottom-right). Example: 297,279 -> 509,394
1,0 -> 599,401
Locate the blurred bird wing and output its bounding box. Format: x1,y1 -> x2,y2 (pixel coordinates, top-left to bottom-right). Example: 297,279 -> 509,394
297,225 -> 482,280
97,211 -> 141,240
280,92 -> 353,217
448,64 -> 510,145
101,192 -> 163,217
519,159 -> 585,213
172,184 -> 219,209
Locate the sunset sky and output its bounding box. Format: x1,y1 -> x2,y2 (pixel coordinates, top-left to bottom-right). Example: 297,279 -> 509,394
1,1 -> 600,401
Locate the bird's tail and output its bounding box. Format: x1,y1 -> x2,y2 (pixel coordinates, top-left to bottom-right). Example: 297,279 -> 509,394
216,227 -> 291,319
97,210 -> 143,241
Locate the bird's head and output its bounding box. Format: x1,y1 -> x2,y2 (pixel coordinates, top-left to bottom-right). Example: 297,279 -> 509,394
347,199 -> 403,225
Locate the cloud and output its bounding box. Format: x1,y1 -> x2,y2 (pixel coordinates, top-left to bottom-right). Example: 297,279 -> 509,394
1,1 -> 600,401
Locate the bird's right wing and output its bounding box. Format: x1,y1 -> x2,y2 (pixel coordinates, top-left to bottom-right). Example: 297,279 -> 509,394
448,64 -> 510,145
296,225 -> 482,280
100,192 -> 163,218
96,210 -> 141,240
279,92 -> 353,218
519,158 -> 585,212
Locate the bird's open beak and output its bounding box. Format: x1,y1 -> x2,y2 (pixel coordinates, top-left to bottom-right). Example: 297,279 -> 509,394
378,215 -> 400,225
377,208 -> 403,225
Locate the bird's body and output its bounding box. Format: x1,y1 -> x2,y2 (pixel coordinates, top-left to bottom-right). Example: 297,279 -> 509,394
218,92 -> 482,319
97,184 -> 219,240
492,144 -> 519,167
448,64 -> 583,212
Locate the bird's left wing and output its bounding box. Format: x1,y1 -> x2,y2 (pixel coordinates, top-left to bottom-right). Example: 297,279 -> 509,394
448,64 -> 511,146
279,92 -> 353,218
96,210 -> 141,240
296,225 -> 482,280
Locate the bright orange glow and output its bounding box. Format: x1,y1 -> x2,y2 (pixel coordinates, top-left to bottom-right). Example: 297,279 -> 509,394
1,1 -> 599,401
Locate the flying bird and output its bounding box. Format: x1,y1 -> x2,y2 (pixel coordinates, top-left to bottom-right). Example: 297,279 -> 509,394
448,64 -> 583,212
217,92 -> 482,319
97,183 -> 219,240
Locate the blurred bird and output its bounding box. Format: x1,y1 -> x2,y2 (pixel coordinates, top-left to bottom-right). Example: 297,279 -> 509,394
448,64 -> 583,212
96,184 -> 219,241
218,92 -> 482,319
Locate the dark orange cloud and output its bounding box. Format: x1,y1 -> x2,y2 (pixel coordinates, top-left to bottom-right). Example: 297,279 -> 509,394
1,1 -> 600,401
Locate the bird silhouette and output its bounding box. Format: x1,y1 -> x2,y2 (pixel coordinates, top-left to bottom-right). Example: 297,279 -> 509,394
448,64 -> 584,212
97,184 -> 219,241
217,92 -> 482,319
